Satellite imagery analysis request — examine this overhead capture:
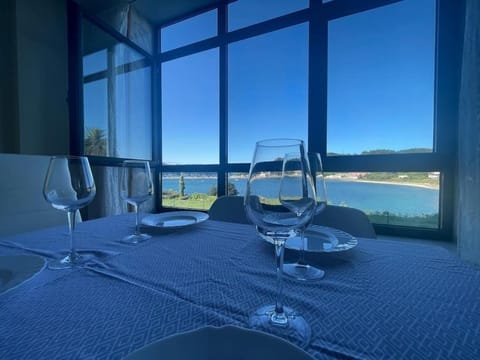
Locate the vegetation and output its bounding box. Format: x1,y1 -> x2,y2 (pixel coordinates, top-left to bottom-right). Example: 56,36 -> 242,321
179,175 -> 185,197
208,182 -> 239,196
163,181 -> 240,210
327,148 -> 432,156
162,193 -> 216,210
367,211 -> 438,228
84,128 -> 107,156
357,172 -> 439,188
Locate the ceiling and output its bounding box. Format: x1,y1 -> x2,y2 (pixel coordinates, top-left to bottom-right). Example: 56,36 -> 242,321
75,0 -> 226,26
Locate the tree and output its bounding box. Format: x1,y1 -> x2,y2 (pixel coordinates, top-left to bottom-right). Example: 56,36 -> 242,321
227,182 -> 239,196
209,186 -> 217,196
179,175 -> 185,197
84,128 -> 107,156
209,181 -> 239,196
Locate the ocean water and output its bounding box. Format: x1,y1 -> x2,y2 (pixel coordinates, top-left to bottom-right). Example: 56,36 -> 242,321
162,177 -> 439,216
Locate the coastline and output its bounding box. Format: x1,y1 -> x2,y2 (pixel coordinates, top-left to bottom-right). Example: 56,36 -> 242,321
164,175 -> 439,190
325,177 -> 439,190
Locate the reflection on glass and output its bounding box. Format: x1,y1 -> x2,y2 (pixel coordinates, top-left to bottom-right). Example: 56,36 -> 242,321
161,9 -> 217,52
162,172 -> 218,210
228,24 -> 308,163
327,0 -> 435,155
162,49 -> 219,165
228,0 -> 308,31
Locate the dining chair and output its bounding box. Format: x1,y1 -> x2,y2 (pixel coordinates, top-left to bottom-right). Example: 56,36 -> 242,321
0,153 -> 81,237
312,205 -> 376,239
209,196 -> 375,239
208,195 -> 251,224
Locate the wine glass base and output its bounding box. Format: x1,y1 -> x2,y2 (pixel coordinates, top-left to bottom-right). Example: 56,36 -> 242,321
48,252 -> 93,270
121,233 -> 151,244
284,263 -> 325,281
249,305 -> 311,348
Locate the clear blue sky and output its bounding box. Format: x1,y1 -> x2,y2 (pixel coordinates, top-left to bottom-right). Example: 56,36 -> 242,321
84,0 -> 436,164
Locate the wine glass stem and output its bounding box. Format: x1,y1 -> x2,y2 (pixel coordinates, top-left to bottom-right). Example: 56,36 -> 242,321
67,210 -> 77,258
273,241 -> 287,325
298,230 -> 307,265
134,204 -> 140,235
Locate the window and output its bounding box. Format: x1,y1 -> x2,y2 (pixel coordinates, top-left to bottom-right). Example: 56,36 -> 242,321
228,24 -> 309,163
162,172 -> 218,210
324,171 -> 440,228
82,19 -> 152,159
73,0 -> 460,239
228,0 -> 308,31
161,9 -> 217,52
327,0 -> 436,156
161,49 -> 219,165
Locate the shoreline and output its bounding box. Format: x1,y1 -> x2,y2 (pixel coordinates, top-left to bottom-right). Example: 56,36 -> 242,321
326,178 -> 439,190
163,176 -> 439,190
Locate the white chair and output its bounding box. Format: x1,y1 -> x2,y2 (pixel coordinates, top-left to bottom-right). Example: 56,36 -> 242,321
312,205 -> 376,239
0,153 -> 80,237
208,195 -> 251,224
209,196 -> 376,238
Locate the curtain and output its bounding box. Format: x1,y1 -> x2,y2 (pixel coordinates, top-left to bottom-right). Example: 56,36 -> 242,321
82,8 -> 153,219
457,0 -> 480,265
98,4 -> 153,54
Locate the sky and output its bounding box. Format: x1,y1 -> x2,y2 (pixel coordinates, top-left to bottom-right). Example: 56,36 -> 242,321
83,0 -> 436,164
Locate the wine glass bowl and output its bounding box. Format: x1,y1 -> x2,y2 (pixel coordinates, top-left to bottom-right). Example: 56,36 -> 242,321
284,152 -> 328,281
120,160 -> 154,243
43,156 -> 96,269
244,139 -> 316,348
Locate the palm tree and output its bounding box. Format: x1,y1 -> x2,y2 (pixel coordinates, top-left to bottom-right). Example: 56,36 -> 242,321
84,128 -> 107,156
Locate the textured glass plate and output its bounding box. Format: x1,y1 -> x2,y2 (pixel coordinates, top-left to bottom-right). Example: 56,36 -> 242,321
0,254 -> 46,294
142,211 -> 209,229
125,325 -> 315,360
261,225 -> 358,253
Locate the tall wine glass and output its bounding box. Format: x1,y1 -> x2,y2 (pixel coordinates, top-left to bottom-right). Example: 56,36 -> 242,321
43,156 -> 96,269
120,160 -> 153,243
284,152 -> 328,280
244,139 -> 316,348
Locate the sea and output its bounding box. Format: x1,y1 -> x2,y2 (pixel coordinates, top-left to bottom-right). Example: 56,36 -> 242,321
162,177 -> 439,216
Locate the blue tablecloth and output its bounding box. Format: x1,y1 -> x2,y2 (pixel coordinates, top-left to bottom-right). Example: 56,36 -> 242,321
0,214 -> 479,359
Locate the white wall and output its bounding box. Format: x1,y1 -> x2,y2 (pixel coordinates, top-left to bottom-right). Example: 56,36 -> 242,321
0,0 -> 69,156
456,0 -> 480,265
0,0 -> 19,153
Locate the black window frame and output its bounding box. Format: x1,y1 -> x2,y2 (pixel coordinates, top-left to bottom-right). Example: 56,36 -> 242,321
68,0 -> 465,240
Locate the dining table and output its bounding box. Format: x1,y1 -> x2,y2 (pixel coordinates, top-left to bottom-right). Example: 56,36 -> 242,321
0,213 -> 479,359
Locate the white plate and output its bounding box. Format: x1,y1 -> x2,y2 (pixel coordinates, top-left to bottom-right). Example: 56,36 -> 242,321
125,325 -> 315,360
0,254 -> 46,294
261,225 -> 358,253
142,211 -> 209,229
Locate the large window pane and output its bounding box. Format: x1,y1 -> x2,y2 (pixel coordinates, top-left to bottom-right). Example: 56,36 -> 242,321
327,0 -> 436,156
161,10 -> 217,52
84,80 -> 108,155
324,171 -> 440,228
162,49 -> 219,164
228,0 -> 308,31
83,19 -> 152,159
162,172 -> 217,210
83,50 -> 106,76
228,24 -> 308,163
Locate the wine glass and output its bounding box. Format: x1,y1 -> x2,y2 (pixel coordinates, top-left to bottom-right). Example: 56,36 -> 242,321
120,160 -> 153,243
244,139 -> 317,348
284,152 -> 328,280
43,156 -> 96,269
